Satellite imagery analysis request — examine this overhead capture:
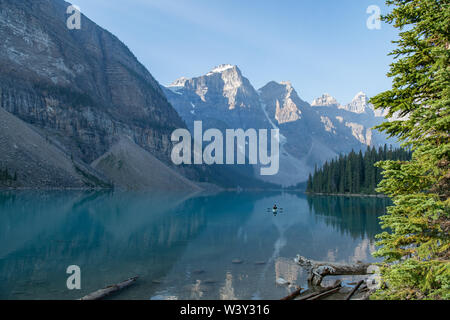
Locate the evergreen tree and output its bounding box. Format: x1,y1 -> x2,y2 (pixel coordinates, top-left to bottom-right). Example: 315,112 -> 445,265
306,173 -> 313,192
370,0 -> 449,300
307,146 -> 411,195
0,164 -> 15,182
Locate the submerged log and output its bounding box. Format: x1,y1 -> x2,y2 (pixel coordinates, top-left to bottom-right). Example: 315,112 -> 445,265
297,281 -> 342,301
295,255 -> 372,286
79,277 -> 138,300
345,280 -> 365,300
307,286 -> 341,301
281,287 -> 303,300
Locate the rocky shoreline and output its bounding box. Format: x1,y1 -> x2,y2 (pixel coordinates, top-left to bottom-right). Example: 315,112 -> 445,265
280,255 -> 380,300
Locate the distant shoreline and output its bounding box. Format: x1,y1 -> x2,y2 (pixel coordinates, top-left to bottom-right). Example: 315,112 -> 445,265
0,186 -> 283,192
0,188 -> 389,198
305,192 -> 388,198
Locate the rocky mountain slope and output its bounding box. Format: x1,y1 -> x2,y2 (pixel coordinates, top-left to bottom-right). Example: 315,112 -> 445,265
311,92 -> 396,147
163,65 -> 280,186
0,107 -> 110,189
164,64 -> 269,132
91,137 -> 202,192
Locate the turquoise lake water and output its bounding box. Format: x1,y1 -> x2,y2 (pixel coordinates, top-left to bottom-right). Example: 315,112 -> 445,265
0,191 -> 390,300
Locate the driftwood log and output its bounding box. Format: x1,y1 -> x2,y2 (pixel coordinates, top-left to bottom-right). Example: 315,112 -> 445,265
345,280 -> 365,300
307,286 -> 341,300
297,281 -> 342,300
79,277 -> 138,300
295,255 -> 372,287
280,287 -> 303,300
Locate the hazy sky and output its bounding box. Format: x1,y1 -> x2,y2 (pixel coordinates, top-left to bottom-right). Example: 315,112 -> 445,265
70,0 -> 399,104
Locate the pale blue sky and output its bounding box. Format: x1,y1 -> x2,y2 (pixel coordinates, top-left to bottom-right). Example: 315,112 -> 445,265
70,0 -> 398,104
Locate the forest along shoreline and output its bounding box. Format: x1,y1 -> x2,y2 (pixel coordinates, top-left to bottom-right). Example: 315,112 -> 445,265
304,145 -> 412,196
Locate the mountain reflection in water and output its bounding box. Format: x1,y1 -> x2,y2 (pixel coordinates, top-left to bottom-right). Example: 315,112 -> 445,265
0,191 -> 388,300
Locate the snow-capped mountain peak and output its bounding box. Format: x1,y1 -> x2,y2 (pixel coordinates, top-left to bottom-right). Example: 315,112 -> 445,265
311,91 -> 372,113
207,64 -> 237,75
353,91 -> 368,103
342,91 -> 369,114
311,93 -> 340,107
168,77 -> 188,88
258,81 -> 306,125
280,81 -> 292,88
164,64 -> 263,121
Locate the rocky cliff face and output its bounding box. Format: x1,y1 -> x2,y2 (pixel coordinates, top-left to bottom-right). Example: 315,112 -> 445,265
0,0 -> 185,166
164,64 -> 269,132
340,92 -> 371,114
310,92 -> 397,147
311,93 -> 340,108
258,81 -> 304,125
0,107 -> 111,189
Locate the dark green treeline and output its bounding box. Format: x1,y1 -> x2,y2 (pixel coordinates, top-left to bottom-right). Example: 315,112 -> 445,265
306,145 -> 412,195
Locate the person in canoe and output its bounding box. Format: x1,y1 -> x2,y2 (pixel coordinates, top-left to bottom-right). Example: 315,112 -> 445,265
273,204 -> 278,214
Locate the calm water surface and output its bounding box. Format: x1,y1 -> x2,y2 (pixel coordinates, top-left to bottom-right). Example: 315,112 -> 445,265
0,191 -> 389,300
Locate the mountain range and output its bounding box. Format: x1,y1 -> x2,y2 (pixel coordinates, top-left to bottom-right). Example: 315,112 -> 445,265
164,64 -> 397,186
0,0 -> 398,190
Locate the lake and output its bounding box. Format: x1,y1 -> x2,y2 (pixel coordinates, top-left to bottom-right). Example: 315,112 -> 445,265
0,191 -> 390,300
